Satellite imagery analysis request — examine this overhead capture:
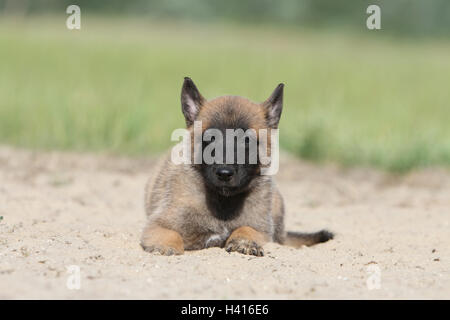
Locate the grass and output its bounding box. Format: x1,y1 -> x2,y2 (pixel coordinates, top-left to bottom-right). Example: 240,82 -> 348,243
0,16 -> 449,171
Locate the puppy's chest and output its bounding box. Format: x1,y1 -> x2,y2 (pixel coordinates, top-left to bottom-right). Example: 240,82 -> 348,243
186,206 -> 259,249
181,214 -> 231,250
182,189 -> 271,249
203,225 -> 230,248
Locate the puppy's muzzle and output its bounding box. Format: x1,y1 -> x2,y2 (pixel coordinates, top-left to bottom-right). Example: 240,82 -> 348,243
215,166 -> 235,181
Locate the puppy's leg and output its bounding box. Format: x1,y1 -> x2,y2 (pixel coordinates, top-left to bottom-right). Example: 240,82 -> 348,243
225,226 -> 267,257
141,223 -> 184,256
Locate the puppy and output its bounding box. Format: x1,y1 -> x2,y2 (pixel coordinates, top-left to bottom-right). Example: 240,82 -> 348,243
141,77 -> 333,256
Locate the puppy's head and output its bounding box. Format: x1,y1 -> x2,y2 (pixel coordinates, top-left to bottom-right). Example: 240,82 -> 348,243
181,77 -> 283,196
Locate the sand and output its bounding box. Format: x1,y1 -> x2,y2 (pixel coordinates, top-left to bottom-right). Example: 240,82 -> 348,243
0,146 -> 448,299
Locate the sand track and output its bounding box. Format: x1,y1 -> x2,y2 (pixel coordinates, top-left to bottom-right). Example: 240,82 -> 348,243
0,146 -> 449,299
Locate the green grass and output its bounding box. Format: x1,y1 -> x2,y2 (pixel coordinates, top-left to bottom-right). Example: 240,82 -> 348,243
1,16 -> 449,171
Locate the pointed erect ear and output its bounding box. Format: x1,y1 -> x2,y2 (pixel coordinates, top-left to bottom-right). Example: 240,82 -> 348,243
262,83 -> 284,128
181,77 -> 206,127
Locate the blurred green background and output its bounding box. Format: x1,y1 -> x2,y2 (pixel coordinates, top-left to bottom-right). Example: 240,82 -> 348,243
0,0 -> 449,171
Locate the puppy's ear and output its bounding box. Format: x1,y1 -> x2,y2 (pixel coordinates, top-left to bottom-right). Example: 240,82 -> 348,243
181,77 -> 206,127
262,83 -> 284,128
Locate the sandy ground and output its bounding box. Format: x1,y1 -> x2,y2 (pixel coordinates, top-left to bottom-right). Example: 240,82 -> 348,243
0,146 -> 449,299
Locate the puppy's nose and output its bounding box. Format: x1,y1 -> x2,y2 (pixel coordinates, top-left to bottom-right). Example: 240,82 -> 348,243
216,167 -> 234,181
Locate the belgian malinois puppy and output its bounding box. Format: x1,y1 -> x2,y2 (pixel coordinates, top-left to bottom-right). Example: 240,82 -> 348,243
141,77 -> 333,256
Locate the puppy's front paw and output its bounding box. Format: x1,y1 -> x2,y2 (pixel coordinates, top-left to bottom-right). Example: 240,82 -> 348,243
141,225 -> 184,256
225,238 -> 264,257
141,244 -> 182,256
